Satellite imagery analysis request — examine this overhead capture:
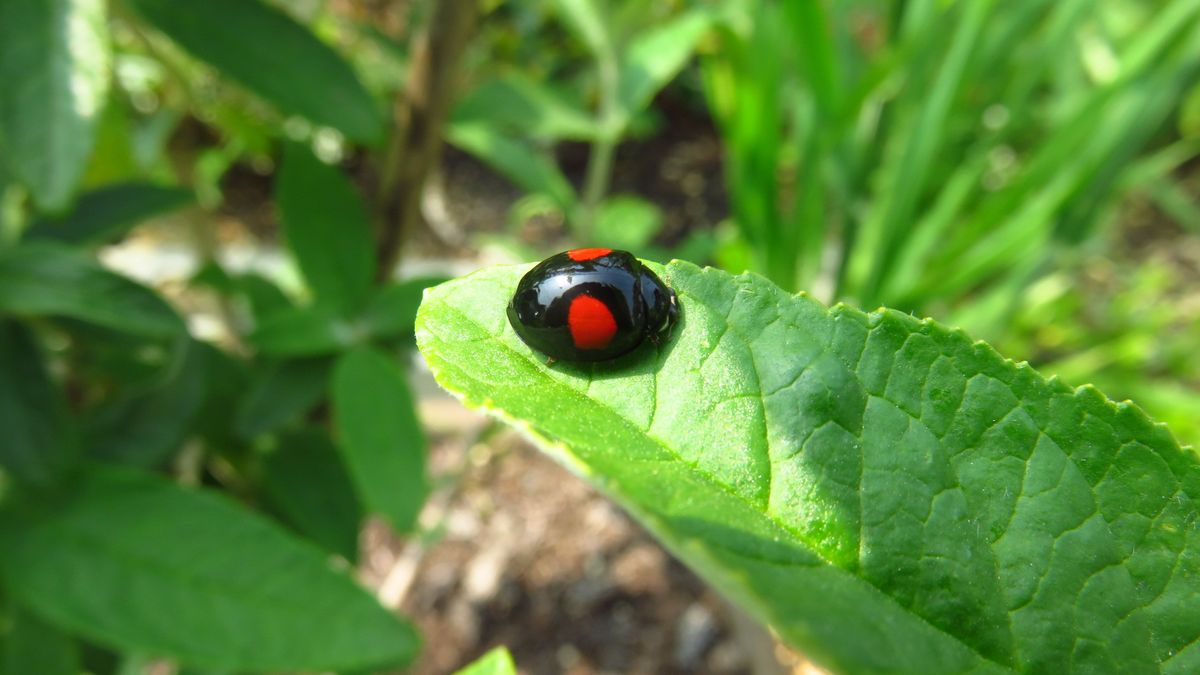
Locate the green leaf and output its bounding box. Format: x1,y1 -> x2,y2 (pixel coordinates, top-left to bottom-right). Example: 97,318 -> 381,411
261,429 -> 364,562
361,276 -> 450,344
191,342 -> 250,452
593,195 -> 663,252
0,464 -> 417,671
249,305 -> 355,357
452,73 -> 598,141
332,347 -> 427,533
0,321 -> 76,485
234,356 -> 332,440
616,10 -> 713,119
1,607 -> 80,675
0,243 -> 184,339
446,121 -> 578,213
24,182 -> 192,245
125,0 -> 383,143
416,260 -> 1200,675
551,0 -> 611,58
453,646 -> 517,675
0,0 -> 111,211
237,273 -> 294,319
85,339 -> 206,468
192,265 -> 293,320
277,143 -> 376,312
1182,81 -> 1200,139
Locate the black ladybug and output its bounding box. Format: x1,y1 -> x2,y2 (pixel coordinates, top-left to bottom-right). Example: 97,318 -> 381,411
507,248 -> 679,363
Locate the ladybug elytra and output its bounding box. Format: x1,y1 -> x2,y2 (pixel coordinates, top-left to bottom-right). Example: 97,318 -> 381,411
507,248 -> 679,362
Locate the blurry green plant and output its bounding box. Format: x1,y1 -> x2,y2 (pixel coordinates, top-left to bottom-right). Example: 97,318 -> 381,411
448,0 -> 713,254
0,0 -> 443,671
995,249 -> 1200,446
702,0 -> 1200,319
695,0 -> 1200,444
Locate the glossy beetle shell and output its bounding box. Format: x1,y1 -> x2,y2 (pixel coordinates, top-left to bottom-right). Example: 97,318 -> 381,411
507,249 -> 678,362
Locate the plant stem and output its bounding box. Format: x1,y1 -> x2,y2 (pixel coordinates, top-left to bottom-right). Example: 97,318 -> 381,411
576,46 -> 622,243
374,0 -> 477,281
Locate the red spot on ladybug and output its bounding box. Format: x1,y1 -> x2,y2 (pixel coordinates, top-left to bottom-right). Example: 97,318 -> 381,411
567,247 -> 613,262
567,294 -> 618,350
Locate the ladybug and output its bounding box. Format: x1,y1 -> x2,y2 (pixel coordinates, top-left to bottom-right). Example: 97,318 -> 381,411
507,248 -> 679,363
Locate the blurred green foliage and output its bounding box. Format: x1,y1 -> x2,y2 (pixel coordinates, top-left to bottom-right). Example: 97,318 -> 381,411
0,0 -> 431,671
0,0 -> 1197,671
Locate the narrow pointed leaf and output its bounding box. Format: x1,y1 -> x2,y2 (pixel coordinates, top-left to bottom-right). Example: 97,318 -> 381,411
261,429 -> 364,562
416,260 -> 1200,675
0,0 -> 110,211
332,347 -> 428,533
446,122 -> 578,212
0,464 -> 417,671
617,11 -> 713,118
277,143 -> 376,313
125,0 -> 383,143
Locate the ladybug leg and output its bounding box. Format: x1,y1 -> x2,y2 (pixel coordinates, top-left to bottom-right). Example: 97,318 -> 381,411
545,355 -> 557,366
648,291 -> 680,346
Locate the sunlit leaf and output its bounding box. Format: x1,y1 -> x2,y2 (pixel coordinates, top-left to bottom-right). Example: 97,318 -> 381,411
453,646 -> 517,675
417,260 -> 1200,675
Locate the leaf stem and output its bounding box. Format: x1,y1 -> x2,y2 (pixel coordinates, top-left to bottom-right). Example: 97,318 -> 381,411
576,42 -> 622,243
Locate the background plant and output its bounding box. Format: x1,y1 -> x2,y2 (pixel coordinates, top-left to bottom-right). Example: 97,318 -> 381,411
0,0 -> 453,671
0,0 -> 1197,672
453,0 -> 1200,446
703,0 -> 1200,314
448,0 -> 713,255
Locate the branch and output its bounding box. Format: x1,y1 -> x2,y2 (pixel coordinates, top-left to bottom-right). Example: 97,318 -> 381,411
375,0 -> 478,280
